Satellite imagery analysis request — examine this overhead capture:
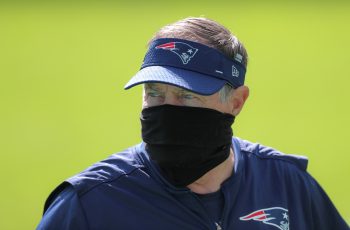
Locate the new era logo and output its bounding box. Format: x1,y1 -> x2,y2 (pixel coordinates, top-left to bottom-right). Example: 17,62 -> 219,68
232,65 -> 239,77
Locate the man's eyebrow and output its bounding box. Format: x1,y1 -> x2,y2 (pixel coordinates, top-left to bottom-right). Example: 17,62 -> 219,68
178,88 -> 199,96
144,83 -> 158,90
183,90 -> 195,94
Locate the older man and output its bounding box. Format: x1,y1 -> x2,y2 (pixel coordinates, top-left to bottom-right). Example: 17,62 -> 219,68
37,17 -> 348,230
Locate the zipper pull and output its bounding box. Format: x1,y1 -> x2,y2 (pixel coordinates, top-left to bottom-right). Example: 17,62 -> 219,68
215,222 -> 222,230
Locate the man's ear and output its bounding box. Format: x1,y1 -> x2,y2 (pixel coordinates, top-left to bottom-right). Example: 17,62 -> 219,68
231,85 -> 249,116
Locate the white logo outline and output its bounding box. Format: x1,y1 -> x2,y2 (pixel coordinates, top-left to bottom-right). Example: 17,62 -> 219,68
239,207 -> 289,230
156,42 -> 198,65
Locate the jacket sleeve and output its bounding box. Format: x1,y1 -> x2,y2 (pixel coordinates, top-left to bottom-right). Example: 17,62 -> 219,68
36,184 -> 89,230
306,174 -> 349,230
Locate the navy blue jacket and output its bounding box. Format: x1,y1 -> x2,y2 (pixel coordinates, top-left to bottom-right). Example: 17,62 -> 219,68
37,137 -> 349,230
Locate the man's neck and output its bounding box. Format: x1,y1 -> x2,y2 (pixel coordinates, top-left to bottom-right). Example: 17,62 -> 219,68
187,148 -> 235,194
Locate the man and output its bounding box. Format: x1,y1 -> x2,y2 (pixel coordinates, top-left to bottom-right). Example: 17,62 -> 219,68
37,17 -> 348,230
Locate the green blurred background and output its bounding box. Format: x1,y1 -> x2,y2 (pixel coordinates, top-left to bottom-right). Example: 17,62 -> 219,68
0,1 -> 349,229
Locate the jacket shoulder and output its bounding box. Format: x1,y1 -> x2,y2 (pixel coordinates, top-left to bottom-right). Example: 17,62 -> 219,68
44,144 -> 144,213
234,137 -> 309,171
67,144 -> 144,196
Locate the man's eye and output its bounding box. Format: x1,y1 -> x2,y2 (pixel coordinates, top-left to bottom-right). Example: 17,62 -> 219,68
182,94 -> 195,99
147,91 -> 161,97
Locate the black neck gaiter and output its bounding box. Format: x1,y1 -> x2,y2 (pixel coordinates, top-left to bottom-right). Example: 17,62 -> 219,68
141,104 -> 235,187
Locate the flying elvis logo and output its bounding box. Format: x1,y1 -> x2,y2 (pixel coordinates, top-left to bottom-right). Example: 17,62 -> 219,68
156,42 -> 198,64
239,207 -> 289,230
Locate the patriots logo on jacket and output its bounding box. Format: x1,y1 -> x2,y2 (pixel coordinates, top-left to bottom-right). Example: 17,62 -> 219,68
239,207 -> 289,230
156,42 -> 198,64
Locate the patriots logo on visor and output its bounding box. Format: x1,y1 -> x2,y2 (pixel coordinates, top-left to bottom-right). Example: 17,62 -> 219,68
239,207 -> 289,230
156,42 -> 198,64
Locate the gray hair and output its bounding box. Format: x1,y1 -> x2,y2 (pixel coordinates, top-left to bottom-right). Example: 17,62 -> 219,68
218,84 -> 234,102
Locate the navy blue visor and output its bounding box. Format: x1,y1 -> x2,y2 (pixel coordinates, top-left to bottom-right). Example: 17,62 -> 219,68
124,38 -> 246,95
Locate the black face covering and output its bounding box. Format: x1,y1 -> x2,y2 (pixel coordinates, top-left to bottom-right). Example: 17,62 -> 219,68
141,104 -> 235,187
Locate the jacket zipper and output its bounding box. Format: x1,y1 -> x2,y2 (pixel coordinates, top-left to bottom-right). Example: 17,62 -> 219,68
189,191 -> 224,230
215,222 -> 222,230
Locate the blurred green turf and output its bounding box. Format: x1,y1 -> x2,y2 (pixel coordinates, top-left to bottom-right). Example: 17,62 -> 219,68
0,1 -> 349,229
